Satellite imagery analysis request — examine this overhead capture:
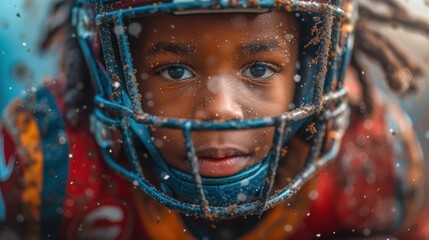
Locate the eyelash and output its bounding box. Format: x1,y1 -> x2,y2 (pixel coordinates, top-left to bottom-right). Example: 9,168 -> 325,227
154,63 -> 191,73
154,63 -> 195,80
241,62 -> 281,79
152,61 -> 281,80
245,62 -> 280,72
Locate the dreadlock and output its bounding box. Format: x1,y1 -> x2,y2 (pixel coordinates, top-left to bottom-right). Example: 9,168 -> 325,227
40,0 -> 92,128
352,0 -> 429,114
39,0 -> 429,125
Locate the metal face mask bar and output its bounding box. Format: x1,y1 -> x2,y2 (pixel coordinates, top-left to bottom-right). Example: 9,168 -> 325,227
75,0 -> 348,219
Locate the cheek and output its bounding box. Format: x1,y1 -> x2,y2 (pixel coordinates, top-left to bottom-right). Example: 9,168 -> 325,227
139,82 -> 198,118
150,128 -> 187,168
250,128 -> 276,159
268,76 -> 295,112
246,84 -> 294,117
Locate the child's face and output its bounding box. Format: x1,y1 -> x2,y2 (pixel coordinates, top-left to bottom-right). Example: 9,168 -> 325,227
131,11 -> 300,177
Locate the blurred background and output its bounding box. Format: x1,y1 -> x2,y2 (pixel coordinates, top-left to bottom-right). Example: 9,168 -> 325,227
0,0 -> 59,111
1,0 -> 429,195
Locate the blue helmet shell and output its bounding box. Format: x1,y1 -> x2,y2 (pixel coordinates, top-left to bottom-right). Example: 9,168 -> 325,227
73,0 -> 353,219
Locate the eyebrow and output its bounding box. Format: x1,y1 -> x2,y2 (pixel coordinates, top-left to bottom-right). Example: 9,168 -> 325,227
240,40 -> 283,55
145,41 -> 195,56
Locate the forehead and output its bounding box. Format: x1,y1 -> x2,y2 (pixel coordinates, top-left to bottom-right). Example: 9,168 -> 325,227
134,10 -> 298,39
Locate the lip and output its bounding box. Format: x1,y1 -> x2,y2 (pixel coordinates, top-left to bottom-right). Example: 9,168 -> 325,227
195,147 -> 252,177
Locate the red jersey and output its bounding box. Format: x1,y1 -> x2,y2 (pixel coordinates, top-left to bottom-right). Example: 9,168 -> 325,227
0,80 -> 428,239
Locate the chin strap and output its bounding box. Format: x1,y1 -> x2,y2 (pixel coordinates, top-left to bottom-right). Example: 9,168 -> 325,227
152,155 -> 270,207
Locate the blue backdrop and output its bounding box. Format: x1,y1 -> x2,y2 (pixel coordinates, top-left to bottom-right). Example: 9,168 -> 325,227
0,0 -> 59,111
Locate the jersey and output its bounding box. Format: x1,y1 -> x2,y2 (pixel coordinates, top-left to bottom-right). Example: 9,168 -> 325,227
0,78 -> 427,240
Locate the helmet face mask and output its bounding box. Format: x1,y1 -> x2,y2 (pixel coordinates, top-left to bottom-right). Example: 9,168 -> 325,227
74,0 -> 351,219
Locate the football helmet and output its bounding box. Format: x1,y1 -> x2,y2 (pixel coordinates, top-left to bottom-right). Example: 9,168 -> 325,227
73,0 -> 354,219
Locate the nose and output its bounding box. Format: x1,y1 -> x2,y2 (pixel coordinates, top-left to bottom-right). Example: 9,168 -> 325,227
194,76 -> 244,121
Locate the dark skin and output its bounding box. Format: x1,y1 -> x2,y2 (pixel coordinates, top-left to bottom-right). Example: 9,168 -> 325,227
130,10 -> 311,238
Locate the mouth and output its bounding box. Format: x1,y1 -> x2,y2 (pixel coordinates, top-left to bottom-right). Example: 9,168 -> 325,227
196,148 -> 253,177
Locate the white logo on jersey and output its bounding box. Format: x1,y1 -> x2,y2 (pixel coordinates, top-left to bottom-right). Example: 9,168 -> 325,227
70,202 -> 133,240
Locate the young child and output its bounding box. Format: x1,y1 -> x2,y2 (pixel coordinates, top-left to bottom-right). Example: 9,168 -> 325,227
1,0 -> 429,239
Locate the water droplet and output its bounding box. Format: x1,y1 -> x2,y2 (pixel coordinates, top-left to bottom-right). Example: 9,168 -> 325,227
240,179 -> 249,186
207,76 -> 222,94
154,139 -> 164,148
140,72 -> 149,80
114,25 -> 124,35
293,74 -> 301,83
58,135 -> 67,145
285,33 -> 294,41
16,214 -> 24,222
308,190 -> 318,200
364,120 -> 373,129
128,22 -> 142,37
362,228 -> 371,236
161,172 -> 170,180
237,193 -> 247,201
284,224 -> 293,232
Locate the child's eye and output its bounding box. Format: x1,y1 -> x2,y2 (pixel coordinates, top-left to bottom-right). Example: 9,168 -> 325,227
157,65 -> 194,81
241,63 -> 278,80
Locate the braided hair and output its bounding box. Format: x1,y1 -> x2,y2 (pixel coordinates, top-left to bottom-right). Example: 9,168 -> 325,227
351,0 -> 429,114
39,0 -> 429,126
40,0 -> 92,128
